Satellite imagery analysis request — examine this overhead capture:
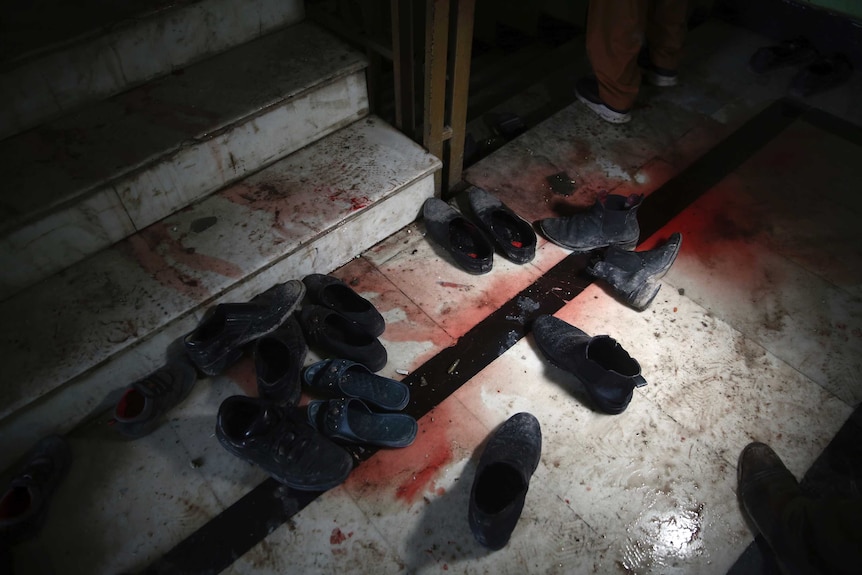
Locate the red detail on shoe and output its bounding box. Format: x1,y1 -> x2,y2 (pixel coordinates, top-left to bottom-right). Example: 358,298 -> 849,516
116,389 -> 145,419
468,253 -> 478,259
0,486 -> 32,520
511,240 -> 523,248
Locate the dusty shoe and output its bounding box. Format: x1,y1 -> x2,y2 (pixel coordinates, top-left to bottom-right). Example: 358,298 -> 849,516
423,197 -> 494,275
253,316 -> 307,405
302,274 -> 385,338
111,353 -> 198,438
532,315 -> 646,414
216,396 -> 353,491
468,412 -> 542,550
575,77 -> 631,124
789,52 -> 852,98
538,193 -> 642,253
0,436 -> 71,544
184,280 -> 305,376
466,186 -> 536,264
588,232 -> 682,311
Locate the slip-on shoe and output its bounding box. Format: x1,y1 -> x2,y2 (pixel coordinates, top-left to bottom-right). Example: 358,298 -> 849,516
303,359 -> 409,411
298,305 -> 387,372
184,280 -> 305,376
532,315 -> 646,414
468,412 -> 542,550
466,186 -> 536,264
216,395 -> 353,491
303,274 -> 385,337
423,197 -> 494,274
307,398 -> 417,448
254,315 -> 307,405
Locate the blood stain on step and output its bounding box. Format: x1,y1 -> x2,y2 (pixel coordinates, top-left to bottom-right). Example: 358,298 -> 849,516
330,527 -> 352,545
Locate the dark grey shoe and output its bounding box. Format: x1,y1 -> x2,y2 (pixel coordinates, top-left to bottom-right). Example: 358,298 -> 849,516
468,412 -> 542,550
423,197 -> 494,275
216,396 -> 353,491
254,315 -> 307,405
0,436 -> 71,544
588,232 -> 682,311
532,315 -> 646,414
111,353 -> 198,438
466,187 -> 536,264
302,274 -> 385,337
184,280 -> 306,376
538,193 -> 641,253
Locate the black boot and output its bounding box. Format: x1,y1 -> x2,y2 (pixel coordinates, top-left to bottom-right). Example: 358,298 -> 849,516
588,232 -> 682,311
538,194 -> 642,253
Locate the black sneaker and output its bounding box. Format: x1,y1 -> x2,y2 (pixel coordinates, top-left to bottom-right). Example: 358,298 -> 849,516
110,353 -> 198,439
575,77 -> 631,124
216,396 -> 354,491
0,435 -> 71,544
254,316 -> 307,405
184,280 -> 306,376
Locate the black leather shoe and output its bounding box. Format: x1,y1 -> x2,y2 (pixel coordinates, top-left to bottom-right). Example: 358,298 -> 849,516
216,396 -> 353,491
111,353 -> 198,438
532,315 -> 646,414
298,305 -> 387,372
302,274 -> 385,337
423,197 -> 494,274
0,435 -> 72,544
469,412 -> 542,550
184,280 -> 305,376
467,186 -> 536,264
538,193 -> 641,253
254,315 -> 307,405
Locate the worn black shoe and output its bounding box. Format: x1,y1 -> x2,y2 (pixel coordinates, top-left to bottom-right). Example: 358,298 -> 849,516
111,353 -> 198,438
538,193 -> 641,253
302,274 -> 385,337
789,53 -> 853,98
0,436 -> 71,544
469,412 -> 542,550
575,77 -> 631,124
588,232 -> 682,311
298,305 -> 388,372
184,280 -> 305,376
423,197 -> 494,275
466,186 -> 536,264
749,36 -> 817,74
532,315 -> 646,414
216,396 -> 353,491
254,316 -> 307,405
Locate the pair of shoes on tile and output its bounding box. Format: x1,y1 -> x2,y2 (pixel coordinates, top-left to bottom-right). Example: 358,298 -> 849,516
423,187 -> 536,274
0,436 -> 71,545
575,77 -> 632,124
749,37 -> 852,98
303,359 -> 415,448
532,315 -> 646,414
469,413 -> 542,550
587,232 -> 683,311
216,395 -> 353,491
298,274 -> 387,372
184,280 -> 307,377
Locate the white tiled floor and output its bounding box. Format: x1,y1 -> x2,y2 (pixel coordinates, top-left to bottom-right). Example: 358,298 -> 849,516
6,17 -> 862,575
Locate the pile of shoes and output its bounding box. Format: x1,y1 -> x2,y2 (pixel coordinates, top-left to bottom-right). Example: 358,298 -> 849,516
749,36 -> 853,98
108,273 -> 416,492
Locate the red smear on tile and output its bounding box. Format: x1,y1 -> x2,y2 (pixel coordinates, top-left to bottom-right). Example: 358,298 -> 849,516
437,281 -> 472,290
330,527 -> 352,545
345,403 -> 454,505
224,356 -> 256,396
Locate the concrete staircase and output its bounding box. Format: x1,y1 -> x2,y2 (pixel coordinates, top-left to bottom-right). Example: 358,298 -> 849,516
0,0 -> 441,469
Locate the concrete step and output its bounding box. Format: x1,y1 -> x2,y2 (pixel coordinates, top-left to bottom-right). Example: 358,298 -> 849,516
0,0 -> 304,140
0,115 -> 441,469
0,20 -> 369,301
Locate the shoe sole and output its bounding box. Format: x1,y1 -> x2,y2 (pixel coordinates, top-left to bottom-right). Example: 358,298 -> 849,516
643,70 -> 678,87
576,92 -> 631,124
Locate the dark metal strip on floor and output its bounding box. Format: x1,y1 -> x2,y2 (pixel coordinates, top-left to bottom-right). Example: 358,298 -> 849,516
143,98 -> 803,575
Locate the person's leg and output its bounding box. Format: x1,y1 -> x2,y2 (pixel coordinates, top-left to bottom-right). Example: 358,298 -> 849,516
585,0 -> 647,111
645,0 -> 688,73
